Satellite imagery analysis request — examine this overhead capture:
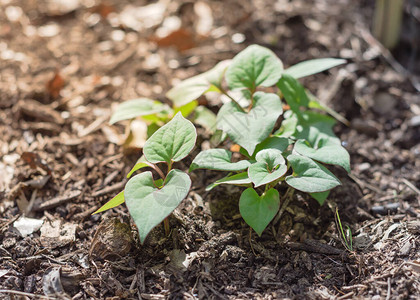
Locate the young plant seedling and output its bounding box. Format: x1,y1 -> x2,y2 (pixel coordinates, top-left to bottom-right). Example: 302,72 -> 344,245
94,112 -> 197,244
108,60 -> 231,147
189,44 -> 350,236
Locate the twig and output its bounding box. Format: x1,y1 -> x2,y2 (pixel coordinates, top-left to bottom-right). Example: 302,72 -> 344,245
341,284 -> 368,291
0,289 -> 57,299
337,292 -> 354,300
402,178 -> 420,195
386,277 -> 391,300
348,173 -> 383,194
33,190 -> 82,211
91,181 -> 125,197
273,187 -> 294,225
355,23 -> 420,92
0,214 -> 20,233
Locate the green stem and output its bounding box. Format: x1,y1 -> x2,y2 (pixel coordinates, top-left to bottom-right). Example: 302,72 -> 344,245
151,164 -> 166,180
220,88 -> 246,112
167,160 -> 173,175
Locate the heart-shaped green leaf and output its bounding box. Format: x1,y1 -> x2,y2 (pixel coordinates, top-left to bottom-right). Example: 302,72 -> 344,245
143,112 -> 197,164
239,188 -> 280,236
284,58 -> 346,79
206,172 -> 251,191
277,74 -> 309,114
248,149 -> 287,187
166,60 -> 230,107
110,98 -> 167,124
293,111 -> 338,146
294,139 -> 350,173
254,137 -> 290,158
217,92 -> 283,155
285,154 -> 341,193
190,149 -> 250,172
310,190 -> 330,205
93,191 -> 125,214
125,170 -> 191,244
226,45 -> 283,91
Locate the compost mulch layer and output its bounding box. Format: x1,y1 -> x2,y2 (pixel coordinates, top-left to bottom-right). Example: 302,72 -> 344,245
1,0 -> 419,299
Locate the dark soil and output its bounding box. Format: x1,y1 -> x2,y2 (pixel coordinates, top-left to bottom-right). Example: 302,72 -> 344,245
1,0 -> 419,299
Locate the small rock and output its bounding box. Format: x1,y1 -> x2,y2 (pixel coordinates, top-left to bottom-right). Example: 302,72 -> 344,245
399,240 -> 412,256
89,218 -> 133,260
358,162 -> 371,172
14,216 -> 44,237
372,92 -> 396,115
409,115 -> 420,127
353,232 -> 371,250
351,118 -> 379,137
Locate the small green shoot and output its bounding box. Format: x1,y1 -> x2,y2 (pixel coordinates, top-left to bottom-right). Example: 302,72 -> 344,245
95,113 -> 197,244
335,207 -> 353,252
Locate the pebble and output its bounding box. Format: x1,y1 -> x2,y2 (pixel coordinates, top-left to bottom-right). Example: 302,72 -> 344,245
358,162 -> 371,172
399,240 -> 412,256
409,115 -> 420,127
372,92 -> 396,115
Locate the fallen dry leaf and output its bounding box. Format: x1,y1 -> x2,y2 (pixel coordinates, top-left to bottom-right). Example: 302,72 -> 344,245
152,28 -> 196,52
46,72 -> 65,98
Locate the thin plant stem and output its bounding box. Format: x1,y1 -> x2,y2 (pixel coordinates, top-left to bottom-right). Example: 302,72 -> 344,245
335,208 -> 353,251
163,217 -> 170,236
167,161 -> 173,175
220,88 -> 246,112
151,164 -> 166,180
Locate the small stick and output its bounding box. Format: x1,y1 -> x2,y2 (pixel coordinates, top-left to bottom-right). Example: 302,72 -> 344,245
0,289 -> 56,299
273,187 -> 294,225
163,217 -> 170,237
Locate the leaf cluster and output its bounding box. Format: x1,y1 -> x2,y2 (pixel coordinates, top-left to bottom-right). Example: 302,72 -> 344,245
96,45 -> 350,241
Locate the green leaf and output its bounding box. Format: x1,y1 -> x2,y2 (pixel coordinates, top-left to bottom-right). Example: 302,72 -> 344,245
254,136 -> 290,156
294,139 -> 350,173
93,191 -> 125,214
285,154 -> 341,193
293,111 -> 339,147
193,106 -> 217,133
205,172 -> 251,191
127,156 -> 153,178
307,92 -> 349,126
225,45 -> 283,91
277,74 -> 309,113
143,112 -> 197,164
274,111 -> 298,137
217,92 -> 283,155
110,98 -> 167,124
310,191 -> 330,205
239,188 -> 280,236
166,60 -> 230,107
248,149 -> 288,187
174,100 -> 198,118
125,170 -> 191,244
284,58 -> 346,79
190,149 -> 250,172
